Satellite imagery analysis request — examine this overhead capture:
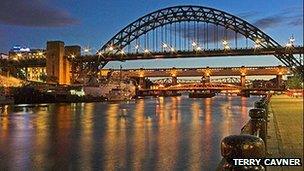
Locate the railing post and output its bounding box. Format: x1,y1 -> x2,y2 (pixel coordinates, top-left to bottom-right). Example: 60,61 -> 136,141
248,108 -> 267,144
221,135 -> 265,171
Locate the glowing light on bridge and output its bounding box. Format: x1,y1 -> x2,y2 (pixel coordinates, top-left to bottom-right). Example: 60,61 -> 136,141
171,48 -> 175,52
83,48 -> 90,53
286,42 -> 292,48
97,51 -> 103,56
144,49 -> 150,53
286,35 -> 295,48
222,40 -> 230,50
289,35 -> 295,44
120,50 -> 125,55
222,40 -> 228,46
162,43 -> 168,48
196,46 -> 202,51
108,45 -> 114,51
254,39 -> 262,49
192,42 -> 197,47
135,45 -> 139,49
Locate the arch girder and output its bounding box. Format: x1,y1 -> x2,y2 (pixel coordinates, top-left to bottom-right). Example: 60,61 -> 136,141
98,5 -> 301,69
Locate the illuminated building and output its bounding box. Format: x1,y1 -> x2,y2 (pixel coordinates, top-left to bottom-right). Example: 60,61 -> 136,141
8,47 -> 46,82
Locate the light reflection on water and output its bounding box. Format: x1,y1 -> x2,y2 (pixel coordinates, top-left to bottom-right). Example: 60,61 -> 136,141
0,95 -> 259,170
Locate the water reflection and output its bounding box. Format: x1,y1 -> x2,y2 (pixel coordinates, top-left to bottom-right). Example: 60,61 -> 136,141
0,95 -> 259,170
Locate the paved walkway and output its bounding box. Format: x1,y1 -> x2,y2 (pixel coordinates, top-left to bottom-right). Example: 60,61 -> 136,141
267,95 -> 303,171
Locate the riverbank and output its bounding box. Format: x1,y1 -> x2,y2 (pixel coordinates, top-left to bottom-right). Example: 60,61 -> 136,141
267,95 -> 303,170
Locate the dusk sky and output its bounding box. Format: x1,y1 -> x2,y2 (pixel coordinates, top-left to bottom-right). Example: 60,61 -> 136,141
0,0 -> 303,69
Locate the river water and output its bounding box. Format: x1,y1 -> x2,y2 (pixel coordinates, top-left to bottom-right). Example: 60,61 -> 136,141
0,95 -> 260,170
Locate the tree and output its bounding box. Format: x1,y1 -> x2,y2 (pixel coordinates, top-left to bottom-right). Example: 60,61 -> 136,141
287,74 -> 303,89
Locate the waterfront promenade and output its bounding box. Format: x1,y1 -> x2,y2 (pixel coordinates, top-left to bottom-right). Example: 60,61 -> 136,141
267,95 -> 303,170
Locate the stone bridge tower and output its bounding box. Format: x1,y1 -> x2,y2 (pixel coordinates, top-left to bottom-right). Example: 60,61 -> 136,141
46,41 -> 80,85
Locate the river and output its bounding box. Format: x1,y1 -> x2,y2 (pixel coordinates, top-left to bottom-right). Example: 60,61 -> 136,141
0,95 -> 260,170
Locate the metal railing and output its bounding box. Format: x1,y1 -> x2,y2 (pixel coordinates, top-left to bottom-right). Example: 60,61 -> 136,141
217,94 -> 271,171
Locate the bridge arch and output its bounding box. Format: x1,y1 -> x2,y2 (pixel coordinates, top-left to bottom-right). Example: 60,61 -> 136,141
98,5 -> 300,68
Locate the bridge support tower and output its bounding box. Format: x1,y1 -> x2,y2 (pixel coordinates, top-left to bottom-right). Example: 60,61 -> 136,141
172,76 -> 178,85
46,41 -> 80,85
139,77 -> 146,89
201,75 -> 210,83
276,74 -> 282,88
240,75 -> 246,87
65,46 -> 81,84
46,41 -> 70,84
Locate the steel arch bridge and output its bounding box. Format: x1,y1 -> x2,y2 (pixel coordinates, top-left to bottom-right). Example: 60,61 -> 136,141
73,5 -> 303,77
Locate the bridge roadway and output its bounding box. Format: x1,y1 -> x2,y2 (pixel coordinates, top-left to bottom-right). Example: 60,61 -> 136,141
75,46 -> 303,62
0,47 -> 302,68
103,65 -> 290,78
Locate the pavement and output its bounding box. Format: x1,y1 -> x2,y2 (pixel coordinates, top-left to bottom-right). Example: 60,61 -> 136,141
267,95 -> 303,171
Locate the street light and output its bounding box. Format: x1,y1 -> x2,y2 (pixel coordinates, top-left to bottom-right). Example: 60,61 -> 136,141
97,51 -> 103,56
196,46 -> 202,51
222,40 -> 228,46
144,49 -> 149,53
192,41 -> 197,47
286,42 -> 292,48
222,40 -> 230,50
108,46 -> 114,51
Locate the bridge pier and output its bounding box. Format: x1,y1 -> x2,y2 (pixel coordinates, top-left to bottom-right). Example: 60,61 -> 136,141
139,77 -> 146,89
276,74 -> 282,88
65,46 -> 81,84
172,76 -> 178,85
240,75 -> 246,87
201,75 -> 210,83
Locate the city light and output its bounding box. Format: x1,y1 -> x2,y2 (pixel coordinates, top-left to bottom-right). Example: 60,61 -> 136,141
135,45 -> 139,49
196,46 -> 202,51
171,48 -> 175,52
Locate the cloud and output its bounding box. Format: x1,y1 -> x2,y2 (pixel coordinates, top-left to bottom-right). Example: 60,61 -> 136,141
252,7 -> 303,29
173,7 -> 302,44
0,0 -> 79,27
237,11 -> 257,19
253,15 -> 282,28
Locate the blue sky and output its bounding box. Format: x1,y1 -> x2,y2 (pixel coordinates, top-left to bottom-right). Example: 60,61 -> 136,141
0,0 -> 303,68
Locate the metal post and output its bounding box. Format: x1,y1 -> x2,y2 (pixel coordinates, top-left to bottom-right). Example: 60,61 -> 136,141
221,135 -> 265,171
248,108 -> 267,144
